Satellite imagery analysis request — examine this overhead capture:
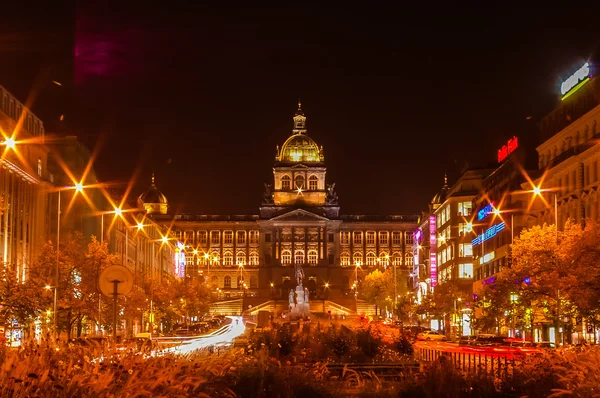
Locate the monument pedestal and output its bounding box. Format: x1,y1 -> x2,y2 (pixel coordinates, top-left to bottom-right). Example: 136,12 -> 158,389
290,285 -> 310,319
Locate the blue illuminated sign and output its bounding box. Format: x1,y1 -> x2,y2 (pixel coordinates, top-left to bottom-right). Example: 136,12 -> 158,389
477,204 -> 493,221
472,222 -> 505,246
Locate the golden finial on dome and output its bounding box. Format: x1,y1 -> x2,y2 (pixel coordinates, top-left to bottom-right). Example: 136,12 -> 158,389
151,171 -> 156,186
298,98 -> 302,111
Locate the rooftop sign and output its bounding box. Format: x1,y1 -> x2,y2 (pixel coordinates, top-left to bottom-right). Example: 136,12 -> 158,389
472,222 -> 505,246
561,62 -> 591,100
497,136 -> 518,163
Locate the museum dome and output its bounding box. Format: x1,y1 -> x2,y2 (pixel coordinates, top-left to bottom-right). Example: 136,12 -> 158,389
138,173 -> 168,215
431,174 -> 449,207
275,101 -> 324,163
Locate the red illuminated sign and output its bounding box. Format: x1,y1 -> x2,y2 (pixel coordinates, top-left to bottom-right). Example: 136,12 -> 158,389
497,136 -> 518,163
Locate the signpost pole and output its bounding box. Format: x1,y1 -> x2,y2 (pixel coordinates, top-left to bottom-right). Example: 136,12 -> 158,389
112,280 -> 120,350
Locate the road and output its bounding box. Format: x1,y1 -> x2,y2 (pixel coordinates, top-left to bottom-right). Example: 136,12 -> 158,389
170,316 -> 246,354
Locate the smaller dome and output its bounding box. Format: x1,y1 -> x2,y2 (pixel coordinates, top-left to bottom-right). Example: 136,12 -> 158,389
431,174 -> 449,206
138,173 -> 168,215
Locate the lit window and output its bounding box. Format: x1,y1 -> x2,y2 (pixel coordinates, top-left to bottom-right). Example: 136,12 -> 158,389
237,231 -> 246,245
198,231 -> 207,244
392,252 -> 402,266
459,263 -> 473,278
309,175 -> 318,190
366,231 -> 375,245
405,253 -> 413,266
308,250 -> 318,265
236,275 -> 244,288
224,276 -> 231,288
405,233 -> 414,245
295,175 -> 305,189
341,252 -> 350,266
223,252 -> 233,266
224,231 -> 233,244
236,252 -> 245,266
184,230 -> 195,244
249,252 -> 259,265
458,223 -> 471,236
295,250 -> 304,264
353,252 -> 363,265
366,252 -> 376,266
186,254 -> 194,265
379,232 -> 389,246
37,158 -> 42,177
379,253 -> 389,267
249,230 -> 259,244
281,175 -> 291,190
459,243 -> 472,257
458,201 -> 472,216
281,250 -> 292,265
341,232 -> 350,245
210,231 -> 220,244
392,232 -> 402,245
353,232 -> 363,245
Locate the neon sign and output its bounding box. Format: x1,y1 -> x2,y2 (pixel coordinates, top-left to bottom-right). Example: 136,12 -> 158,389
497,136 -> 518,163
174,242 -> 186,278
561,62 -> 590,100
477,203 -> 494,221
472,222 -> 505,246
429,215 -> 437,287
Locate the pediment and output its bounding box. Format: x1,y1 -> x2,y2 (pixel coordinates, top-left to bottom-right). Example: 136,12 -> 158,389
268,208 -> 330,222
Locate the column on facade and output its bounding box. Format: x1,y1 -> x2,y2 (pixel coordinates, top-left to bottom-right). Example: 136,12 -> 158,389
318,226 -> 323,261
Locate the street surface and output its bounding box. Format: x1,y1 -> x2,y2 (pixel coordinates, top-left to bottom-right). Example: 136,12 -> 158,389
171,316 -> 245,354
415,340 -> 540,358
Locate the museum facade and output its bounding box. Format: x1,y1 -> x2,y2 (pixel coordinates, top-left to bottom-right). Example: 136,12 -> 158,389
140,103 -> 418,314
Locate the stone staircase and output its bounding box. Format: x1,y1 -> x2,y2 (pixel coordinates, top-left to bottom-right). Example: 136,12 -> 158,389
209,298 -> 243,315
356,300 -> 376,316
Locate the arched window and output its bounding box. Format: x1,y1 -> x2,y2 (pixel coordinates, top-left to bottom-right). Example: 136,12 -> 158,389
353,252 -> 363,266
295,250 -> 304,264
211,275 -> 218,287
237,275 -> 245,288
392,252 -> 402,266
340,252 -> 350,266
295,175 -> 305,189
379,252 -> 389,267
308,175 -> 318,191
250,276 -> 258,288
211,252 -> 220,265
366,252 -> 376,266
249,251 -> 259,266
236,252 -> 246,266
224,276 -> 231,288
307,250 -> 318,265
405,252 -> 414,266
281,250 -> 292,265
281,175 -> 291,190
223,251 -> 233,266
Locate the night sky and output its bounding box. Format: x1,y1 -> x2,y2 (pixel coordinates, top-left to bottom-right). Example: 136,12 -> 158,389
1,5 -> 600,216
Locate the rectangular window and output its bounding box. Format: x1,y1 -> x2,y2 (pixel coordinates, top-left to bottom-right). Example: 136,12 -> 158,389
458,243 -> 472,257
392,232 -> 402,245
458,201 -> 472,217
210,231 -> 220,244
198,231 -> 207,245
379,231 -> 389,246
405,233 -> 413,245
340,231 -> 350,245
458,223 -> 471,236
459,263 -> 473,278
366,231 -> 375,245
353,232 -> 363,245
328,233 -> 334,243
441,249 -> 447,264
237,231 -> 246,245
223,231 -> 233,244
265,233 -> 272,243
249,230 -> 259,244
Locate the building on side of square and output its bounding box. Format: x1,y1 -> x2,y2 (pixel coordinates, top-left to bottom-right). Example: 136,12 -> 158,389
141,102 -> 418,315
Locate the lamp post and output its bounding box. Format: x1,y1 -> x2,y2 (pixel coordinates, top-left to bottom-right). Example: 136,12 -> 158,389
238,262 -> 244,297
354,261 -> 361,311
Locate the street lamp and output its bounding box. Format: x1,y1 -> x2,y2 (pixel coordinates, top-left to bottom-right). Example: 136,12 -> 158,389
354,261 -> 361,310
45,285 -> 57,334
238,262 -> 244,296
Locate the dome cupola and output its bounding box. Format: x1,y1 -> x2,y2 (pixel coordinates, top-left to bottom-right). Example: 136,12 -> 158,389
275,100 -> 324,163
138,173 -> 168,215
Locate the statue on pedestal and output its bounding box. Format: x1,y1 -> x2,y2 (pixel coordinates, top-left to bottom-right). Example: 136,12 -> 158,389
295,264 -> 305,287
288,289 -> 295,310
304,287 -> 310,304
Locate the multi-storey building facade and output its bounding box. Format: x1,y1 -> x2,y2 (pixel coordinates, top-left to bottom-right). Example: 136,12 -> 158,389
529,61 -> 600,227
0,85 -> 52,281
140,103 -> 418,314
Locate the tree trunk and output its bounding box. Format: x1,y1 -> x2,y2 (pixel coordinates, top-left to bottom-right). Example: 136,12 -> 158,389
77,318 -> 83,337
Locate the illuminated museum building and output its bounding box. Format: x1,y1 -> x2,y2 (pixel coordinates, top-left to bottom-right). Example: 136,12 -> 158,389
140,104 -> 418,313
529,61 -> 600,228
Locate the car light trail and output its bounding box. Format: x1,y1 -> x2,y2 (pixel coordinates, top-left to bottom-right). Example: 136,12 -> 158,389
174,316 -> 245,354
